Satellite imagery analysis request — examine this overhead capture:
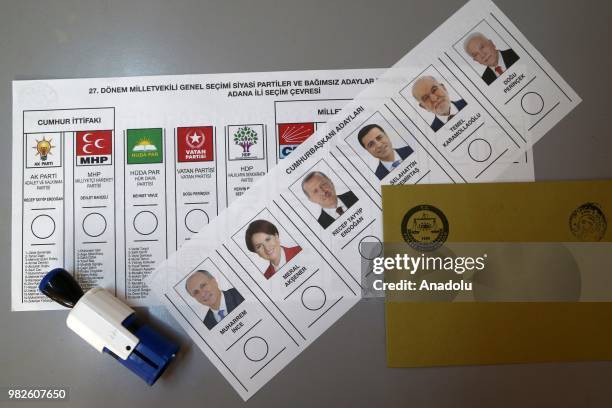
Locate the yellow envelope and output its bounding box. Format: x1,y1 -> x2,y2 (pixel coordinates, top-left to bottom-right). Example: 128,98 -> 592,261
382,180 -> 612,367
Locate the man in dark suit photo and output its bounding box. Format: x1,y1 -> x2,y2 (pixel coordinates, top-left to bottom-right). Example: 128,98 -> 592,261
411,75 -> 467,132
357,124 -> 414,180
301,171 -> 358,229
464,32 -> 520,85
185,269 -> 244,330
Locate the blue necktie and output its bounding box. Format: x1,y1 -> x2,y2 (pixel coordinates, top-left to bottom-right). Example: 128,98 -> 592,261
392,160 -> 401,168
218,309 -> 226,319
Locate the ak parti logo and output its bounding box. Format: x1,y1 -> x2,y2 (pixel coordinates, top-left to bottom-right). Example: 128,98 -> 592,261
76,130 -> 112,166
177,126 -> 214,162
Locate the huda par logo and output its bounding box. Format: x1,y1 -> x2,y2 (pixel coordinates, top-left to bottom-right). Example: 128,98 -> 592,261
177,126 -> 214,162
126,128 -> 163,164
76,131 -> 112,166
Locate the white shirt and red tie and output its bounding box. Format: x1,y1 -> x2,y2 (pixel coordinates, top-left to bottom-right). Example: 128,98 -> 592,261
492,50 -> 507,77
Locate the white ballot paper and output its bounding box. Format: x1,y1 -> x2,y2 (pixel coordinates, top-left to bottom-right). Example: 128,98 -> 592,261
12,68 -> 396,311
147,0 -> 579,400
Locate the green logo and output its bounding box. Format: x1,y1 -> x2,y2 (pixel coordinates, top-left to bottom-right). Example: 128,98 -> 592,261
127,128 -> 163,164
233,126 -> 258,155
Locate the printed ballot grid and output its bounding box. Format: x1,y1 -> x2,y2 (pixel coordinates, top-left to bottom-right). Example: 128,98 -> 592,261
13,70 -> 386,310
147,0 -> 578,399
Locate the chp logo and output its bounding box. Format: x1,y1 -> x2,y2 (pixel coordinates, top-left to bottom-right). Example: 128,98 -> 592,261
177,126 -> 214,162
76,131 -> 112,166
278,122 -> 315,159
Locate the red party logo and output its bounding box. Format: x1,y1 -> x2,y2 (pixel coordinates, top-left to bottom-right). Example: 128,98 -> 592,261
76,130 -> 112,166
277,122 -> 315,159
177,126 -> 214,162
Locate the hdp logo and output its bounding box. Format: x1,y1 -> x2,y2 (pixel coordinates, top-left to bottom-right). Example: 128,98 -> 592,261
227,124 -> 264,161
233,126 -> 258,157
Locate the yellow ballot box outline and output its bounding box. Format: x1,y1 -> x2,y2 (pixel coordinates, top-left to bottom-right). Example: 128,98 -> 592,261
382,180 -> 612,367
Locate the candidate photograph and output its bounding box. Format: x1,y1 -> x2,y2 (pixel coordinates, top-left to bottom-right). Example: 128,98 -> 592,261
301,170 -> 358,229
357,124 -> 414,180
185,269 -> 245,330
411,75 -> 467,132
463,31 -> 520,85
245,219 -> 302,280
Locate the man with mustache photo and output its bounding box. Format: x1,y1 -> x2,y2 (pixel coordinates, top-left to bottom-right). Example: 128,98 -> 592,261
301,171 -> 358,229
411,75 -> 467,132
357,124 -> 414,180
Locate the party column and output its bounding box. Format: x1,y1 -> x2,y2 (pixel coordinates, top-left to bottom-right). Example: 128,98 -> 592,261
124,128 -> 168,304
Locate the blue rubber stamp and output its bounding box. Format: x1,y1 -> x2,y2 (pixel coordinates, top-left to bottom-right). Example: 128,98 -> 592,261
39,268 -> 179,385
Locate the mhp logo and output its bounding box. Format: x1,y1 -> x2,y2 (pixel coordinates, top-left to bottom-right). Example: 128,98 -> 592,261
76,130 -> 112,166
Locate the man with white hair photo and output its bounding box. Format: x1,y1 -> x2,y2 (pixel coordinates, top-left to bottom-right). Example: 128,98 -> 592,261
411,76 -> 467,132
464,32 -> 519,85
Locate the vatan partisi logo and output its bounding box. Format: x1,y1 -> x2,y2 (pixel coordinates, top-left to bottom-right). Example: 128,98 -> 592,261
177,126 -> 214,162
233,126 -> 258,157
186,129 -> 205,150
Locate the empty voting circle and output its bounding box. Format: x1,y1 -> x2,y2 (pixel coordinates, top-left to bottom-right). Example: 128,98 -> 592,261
133,211 -> 158,235
468,138 -> 492,162
301,286 -> 326,311
243,336 -> 269,362
184,209 -> 209,234
521,92 -> 544,115
31,214 -> 56,239
358,235 -> 383,260
82,212 -> 107,237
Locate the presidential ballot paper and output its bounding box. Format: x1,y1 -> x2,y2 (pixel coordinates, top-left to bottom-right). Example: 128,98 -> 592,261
146,0 -> 579,400
12,68 -> 392,311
